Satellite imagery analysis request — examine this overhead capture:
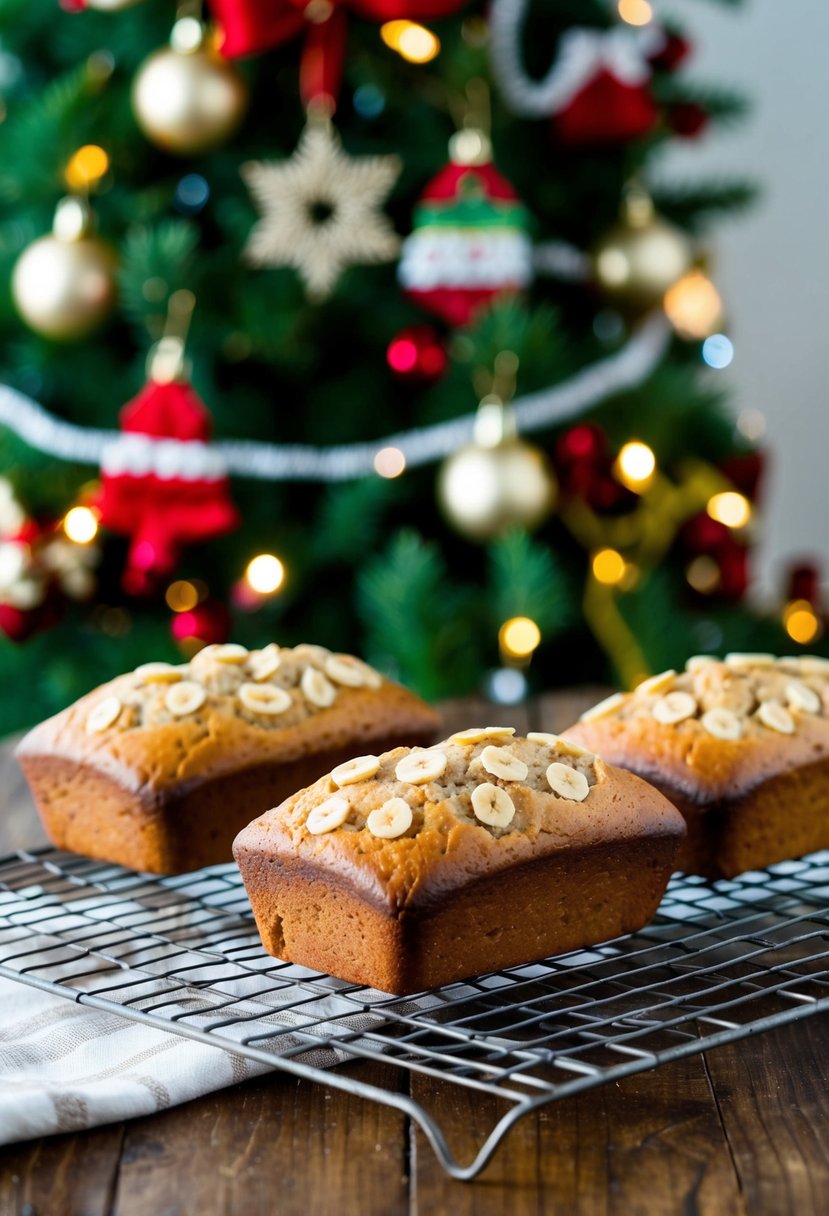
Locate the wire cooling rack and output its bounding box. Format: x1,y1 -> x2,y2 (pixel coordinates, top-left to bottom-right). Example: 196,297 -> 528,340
2,847 -> 829,1180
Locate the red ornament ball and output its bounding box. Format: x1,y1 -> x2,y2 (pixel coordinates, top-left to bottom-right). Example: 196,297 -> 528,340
555,423 -> 607,469
387,326 -> 447,383
171,598 -> 231,655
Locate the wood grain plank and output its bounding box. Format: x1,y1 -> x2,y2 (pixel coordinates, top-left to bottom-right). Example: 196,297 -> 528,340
701,1017 -> 829,1216
411,1053 -> 744,1216
110,1064 -> 408,1216
0,1124 -> 124,1216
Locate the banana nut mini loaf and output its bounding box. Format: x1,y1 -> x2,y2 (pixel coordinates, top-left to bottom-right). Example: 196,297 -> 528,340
233,727 -> 686,994
16,642 -> 439,875
565,654 -> 829,879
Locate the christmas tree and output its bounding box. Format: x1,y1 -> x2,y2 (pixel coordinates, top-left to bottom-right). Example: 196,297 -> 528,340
0,0 -> 818,735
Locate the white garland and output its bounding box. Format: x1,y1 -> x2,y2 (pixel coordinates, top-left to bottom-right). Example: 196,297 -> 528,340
489,0 -> 665,117
0,317 -> 670,482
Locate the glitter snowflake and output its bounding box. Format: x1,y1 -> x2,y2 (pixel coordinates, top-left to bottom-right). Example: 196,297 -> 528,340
241,122 -> 402,299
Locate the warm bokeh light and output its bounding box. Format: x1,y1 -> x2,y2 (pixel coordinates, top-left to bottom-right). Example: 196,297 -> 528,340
592,548 -> 627,586
165,579 -> 200,613
707,491 -> 751,529
686,555 -> 721,595
63,505 -> 98,544
380,20 -> 440,63
618,0 -> 652,25
499,616 -> 541,659
664,271 -> 723,340
245,553 -> 285,595
783,599 -> 823,645
373,446 -> 406,478
65,145 -> 110,191
616,441 -> 656,491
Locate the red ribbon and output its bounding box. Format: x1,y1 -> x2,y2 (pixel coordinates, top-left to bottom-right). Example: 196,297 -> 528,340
209,0 -> 468,108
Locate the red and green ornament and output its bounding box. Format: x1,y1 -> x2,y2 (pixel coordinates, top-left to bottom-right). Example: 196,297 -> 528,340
398,149 -> 533,328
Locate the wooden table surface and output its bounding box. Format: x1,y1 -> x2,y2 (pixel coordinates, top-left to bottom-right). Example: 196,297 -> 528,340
1,690 -> 828,1216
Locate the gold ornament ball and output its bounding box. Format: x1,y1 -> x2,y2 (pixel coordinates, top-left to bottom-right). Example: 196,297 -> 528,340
132,44 -> 248,156
438,438 -> 557,541
12,233 -> 117,340
593,214 -> 693,310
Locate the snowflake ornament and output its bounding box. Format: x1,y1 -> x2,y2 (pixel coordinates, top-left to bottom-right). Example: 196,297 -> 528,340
242,121 -> 402,299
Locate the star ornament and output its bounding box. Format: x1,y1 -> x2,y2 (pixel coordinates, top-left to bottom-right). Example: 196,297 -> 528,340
242,122 -> 402,300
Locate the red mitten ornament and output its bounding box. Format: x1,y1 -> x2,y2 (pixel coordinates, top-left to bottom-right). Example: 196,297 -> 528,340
398,148 -> 532,328
548,26 -> 660,146
96,378 -> 239,594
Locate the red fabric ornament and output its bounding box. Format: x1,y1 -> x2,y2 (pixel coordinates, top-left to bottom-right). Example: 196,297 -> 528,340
209,0 -> 467,108
386,326 -> 447,382
398,161 -> 533,327
553,70 -> 657,146
171,599 -> 232,651
667,102 -> 709,140
95,379 -> 239,594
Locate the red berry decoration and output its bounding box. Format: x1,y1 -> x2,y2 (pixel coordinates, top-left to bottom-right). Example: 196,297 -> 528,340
387,326 -> 447,382
668,103 -> 709,140
555,423 -> 607,470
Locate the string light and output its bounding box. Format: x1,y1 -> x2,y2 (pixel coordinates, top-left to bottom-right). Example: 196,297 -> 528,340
686,555 -> 721,595
63,505 -> 98,544
165,579 -> 200,613
499,616 -> 541,660
615,441 -> 656,491
64,145 -> 109,192
592,548 -> 627,586
663,271 -> 723,340
783,599 -> 822,645
245,553 -> 285,595
373,446 -> 406,478
617,0 -> 652,25
707,491 -> 751,529
380,20 -> 440,63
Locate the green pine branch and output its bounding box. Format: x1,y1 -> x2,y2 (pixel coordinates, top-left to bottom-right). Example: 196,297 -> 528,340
118,219 -> 200,339
487,529 -> 572,636
357,529 -> 480,699
652,180 -> 759,231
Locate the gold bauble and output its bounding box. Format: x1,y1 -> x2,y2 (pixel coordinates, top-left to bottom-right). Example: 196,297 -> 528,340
592,194 -> 693,311
438,437 -> 557,541
132,32 -> 248,156
12,200 -> 117,340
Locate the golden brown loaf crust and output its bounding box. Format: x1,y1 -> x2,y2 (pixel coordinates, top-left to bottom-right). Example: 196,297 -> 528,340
234,728 -> 686,994
564,654 -> 829,878
16,642 -> 440,874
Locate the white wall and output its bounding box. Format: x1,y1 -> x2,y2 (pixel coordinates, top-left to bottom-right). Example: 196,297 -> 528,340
656,0 -> 829,599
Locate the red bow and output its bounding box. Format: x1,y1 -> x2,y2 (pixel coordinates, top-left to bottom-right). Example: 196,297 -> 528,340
209,0 -> 468,106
